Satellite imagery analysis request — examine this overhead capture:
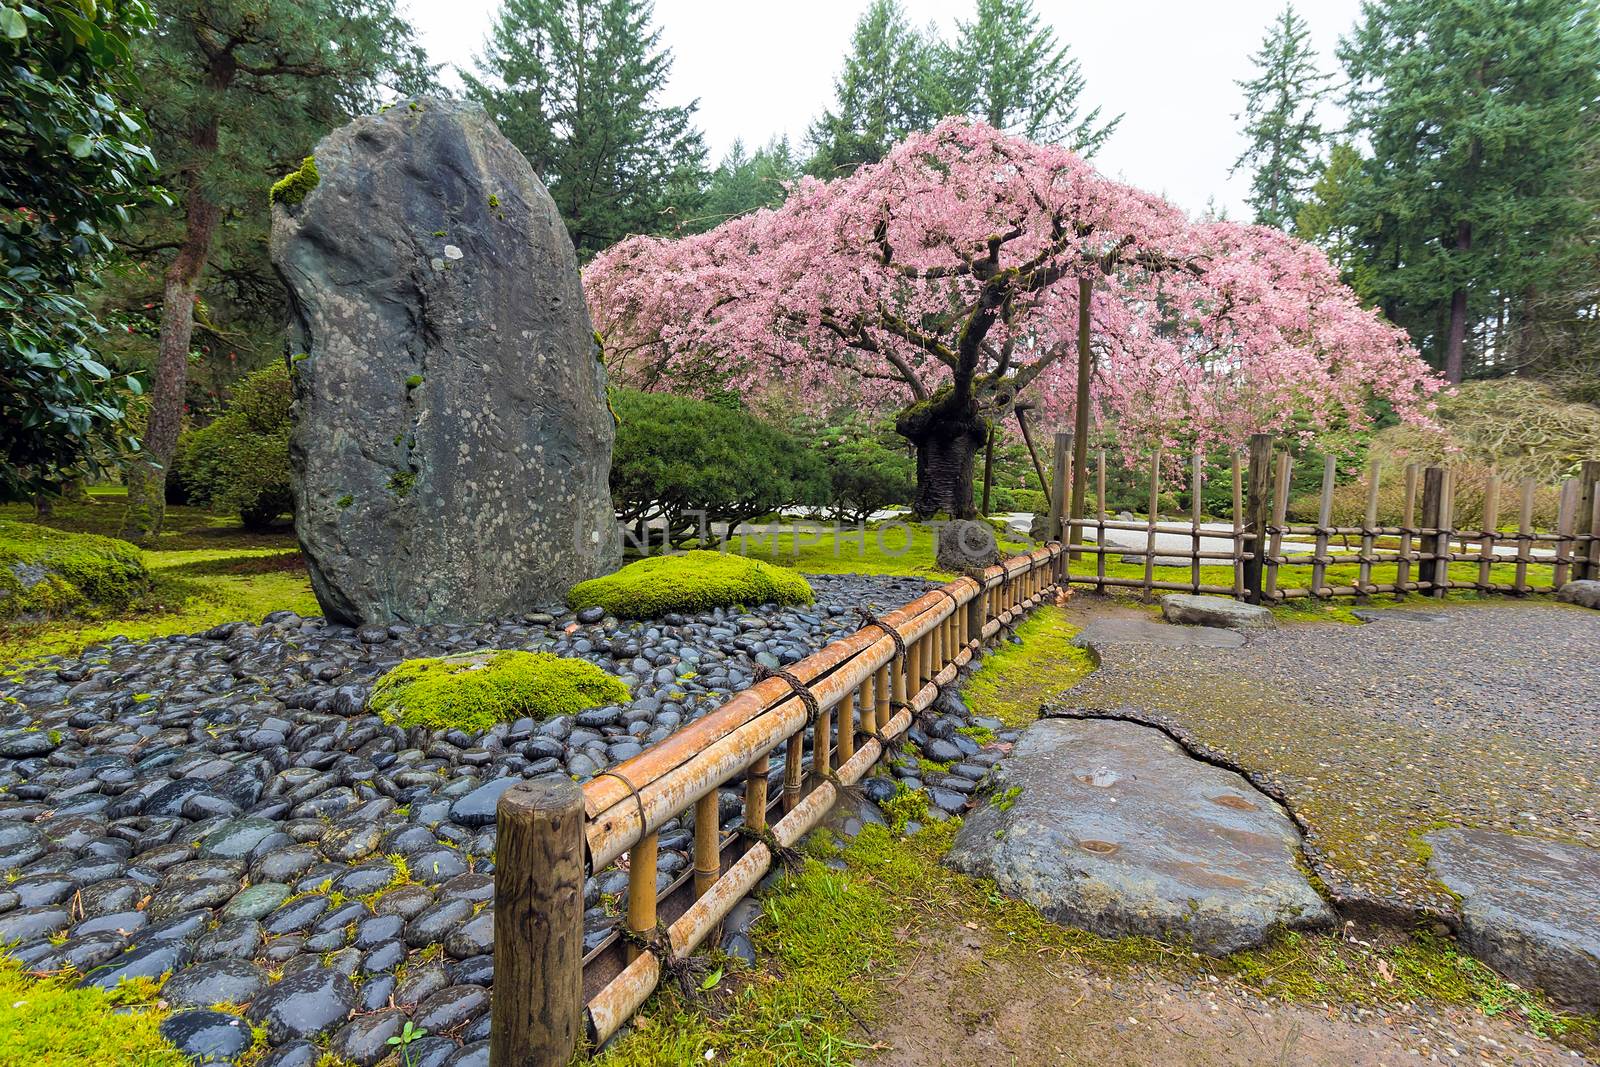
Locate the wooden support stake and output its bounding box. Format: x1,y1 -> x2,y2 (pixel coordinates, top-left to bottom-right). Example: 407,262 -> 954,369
1144,446 -> 1163,595
812,702 -> 832,784
1478,471 -> 1500,592
1418,467 -> 1447,596
1097,450 -> 1109,592
1554,478 -> 1578,590
1242,433 -> 1273,603
1578,459 -> 1600,581
782,732 -> 803,813
1310,454 -> 1336,598
1397,463 -> 1420,595
875,664 -> 891,731
693,791 -> 719,900
1358,462 -> 1380,596
1515,479 -> 1535,594
625,831 -> 659,964
1049,431 -> 1073,571
1230,451 -> 1244,599
1190,452 -> 1203,595
491,779 -> 585,1067
1265,453 -> 1291,600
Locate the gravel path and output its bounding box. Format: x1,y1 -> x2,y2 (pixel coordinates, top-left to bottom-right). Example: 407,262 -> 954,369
1053,598 -> 1600,920
0,573 -> 932,1066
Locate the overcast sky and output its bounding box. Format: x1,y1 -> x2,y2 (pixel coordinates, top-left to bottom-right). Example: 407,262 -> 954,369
404,0 -> 1364,219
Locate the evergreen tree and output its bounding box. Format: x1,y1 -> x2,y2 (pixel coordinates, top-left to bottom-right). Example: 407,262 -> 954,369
697,137 -> 799,229
806,0 -> 950,175
1294,143 -> 1377,300
1339,0 -> 1600,383
120,0 -> 432,541
464,0 -> 707,258
1232,3 -> 1330,230
946,0 -> 1119,153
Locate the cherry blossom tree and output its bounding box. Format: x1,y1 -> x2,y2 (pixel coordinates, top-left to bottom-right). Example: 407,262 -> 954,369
585,119 -> 1438,518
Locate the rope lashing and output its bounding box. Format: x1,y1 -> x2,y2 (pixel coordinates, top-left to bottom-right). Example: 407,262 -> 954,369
734,822 -> 804,869
752,661 -> 822,727
853,607 -> 906,659
616,921 -> 712,998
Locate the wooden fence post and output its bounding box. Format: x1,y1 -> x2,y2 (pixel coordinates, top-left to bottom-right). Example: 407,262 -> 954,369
1578,459 -> 1600,582
1242,433 -> 1274,604
492,779 -> 586,1067
1418,466 -> 1447,595
1048,431 -> 1072,576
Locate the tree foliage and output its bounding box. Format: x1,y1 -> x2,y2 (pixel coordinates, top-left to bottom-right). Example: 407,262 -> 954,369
1,0 -> 156,501
1337,0 -> 1600,383
695,138 -> 800,230
589,120 -> 1439,517
173,361 -> 292,528
1233,3 -> 1330,230
815,423 -> 915,524
464,0 -> 706,258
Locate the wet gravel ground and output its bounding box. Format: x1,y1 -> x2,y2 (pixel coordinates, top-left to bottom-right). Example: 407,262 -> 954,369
1054,598 -> 1600,920
0,573 -> 934,1066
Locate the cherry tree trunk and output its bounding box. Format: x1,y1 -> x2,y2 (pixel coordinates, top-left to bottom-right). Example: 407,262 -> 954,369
897,390 -> 987,519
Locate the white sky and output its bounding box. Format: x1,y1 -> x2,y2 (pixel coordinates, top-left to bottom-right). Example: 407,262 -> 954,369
404,0 -> 1362,219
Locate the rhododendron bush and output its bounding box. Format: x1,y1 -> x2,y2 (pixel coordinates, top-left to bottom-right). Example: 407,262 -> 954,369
585,119 -> 1439,518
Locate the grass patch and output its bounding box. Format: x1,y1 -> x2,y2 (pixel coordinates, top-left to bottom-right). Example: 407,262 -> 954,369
592,820 -> 1599,1064
0,492 -> 315,672
0,955 -> 187,1065
727,521 -> 1033,580
568,550 -> 813,619
960,604 -> 1094,727
368,650 -> 629,731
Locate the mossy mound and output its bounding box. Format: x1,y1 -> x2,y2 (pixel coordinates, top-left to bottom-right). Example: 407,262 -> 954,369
0,956 -> 187,1066
368,650 -> 630,732
567,550 -> 814,619
269,155 -> 319,206
0,520 -> 148,621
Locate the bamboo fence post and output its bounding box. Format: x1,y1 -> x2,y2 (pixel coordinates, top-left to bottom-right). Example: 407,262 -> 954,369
966,593 -> 983,651
625,830 -> 659,964
1578,459 -> 1600,581
1048,430 -> 1070,554
890,642 -> 907,712
1230,451 -> 1244,599
693,791 -> 720,900
1264,453 -> 1291,600
1144,446 -> 1163,595
1358,462 -> 1380,596
1311,453 -> 1335,597
1439,468 -> 1456,597
1096,450 -> 1108,593
1397,463 -> 1419,595
1242,434 -> 1273,603
811,700 -> 832,785
1190,452 -> 1203,595
1478,471 -> 1500,592
743,755 -> 769,834
491,779 -> 585,1067
1418,467 -> 1447,595
782,732 -> 803,813
1514,479 -> 1535,594
1554,478 -> 1578,589
875,663 -> 891,729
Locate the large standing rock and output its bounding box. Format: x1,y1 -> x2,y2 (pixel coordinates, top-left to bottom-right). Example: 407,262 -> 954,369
270,98 -> 620,625
1557,580 -> 1600,609
949,717 -> 1333,954
935,519 -> 1002,574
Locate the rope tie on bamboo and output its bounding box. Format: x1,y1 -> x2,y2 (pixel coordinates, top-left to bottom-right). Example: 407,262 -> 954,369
752,662 -> 821,727
594,769 -> 648,838
820,767 -> 865,807
853,607 -> 906,659
616,921 -> 712,997
734,822 -> 804,869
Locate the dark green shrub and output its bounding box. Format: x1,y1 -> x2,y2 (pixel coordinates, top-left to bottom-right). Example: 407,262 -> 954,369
567,550 -> 813,619
819,431 -> 914,523
611,389 -> 827,545
0,520 -> 148,621
174,363 -> 293,528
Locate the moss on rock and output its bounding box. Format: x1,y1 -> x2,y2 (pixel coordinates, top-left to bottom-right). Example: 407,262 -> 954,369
368,650 -> 629,732
269,155 -> 319,206
567,550 -> 813,620
0,520 -> 148,622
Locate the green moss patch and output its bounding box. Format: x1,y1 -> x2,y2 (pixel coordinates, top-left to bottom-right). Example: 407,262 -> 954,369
567,550 -> 813,619
0,520 -> 148,622
0,956 -> 188,1066
961,605 -> 1094,727
269,155 -> 319,206
368,650 -> 629,732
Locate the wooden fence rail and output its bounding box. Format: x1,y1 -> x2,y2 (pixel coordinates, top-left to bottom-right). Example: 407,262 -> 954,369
1058,438 -> 1600,603
490,543 -> 1065,1065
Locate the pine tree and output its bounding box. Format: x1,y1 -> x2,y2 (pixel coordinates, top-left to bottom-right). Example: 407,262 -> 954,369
464,0 -> 707,258
1293,143 -> 1377,300
1339,0 -> 1600,383
946,0 -> 1119,153
1232,3 -> 1330,230
120,0 -> 431,541
697,137 -> 799,229
806,0 -> 950,175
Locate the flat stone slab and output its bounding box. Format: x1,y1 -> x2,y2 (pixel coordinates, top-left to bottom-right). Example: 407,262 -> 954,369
1557,580 -> 1600,609
1074,616 -> 1244,650
1425,828 -> 1600,1011
1350,608 -> 1451,624
948,718 -> 1333,954
1161,593 -> 1274,630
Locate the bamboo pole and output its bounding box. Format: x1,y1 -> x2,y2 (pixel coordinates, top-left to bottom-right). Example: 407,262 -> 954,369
1190,452 -> 1203,595
875,663 -> 891,733
743,755 -> 769,835
811,700 -> 832,785
1554,478 -> 1578,589
1231,450 -> 1244,599
1242,434 -> 1274,603
1264,453 -> 1291,599
781,733 -> 803,814
1514,478 -> 1535,594
693,792 -> 719,900
625,831 -> 659,964
1144,446 -> 1163,594
1358,462 -> 1380,596
1097,449 -> 1108,593
1397,463 -> 1419,594
1311,454 -> 1336,597
1478,471 -> 1500,592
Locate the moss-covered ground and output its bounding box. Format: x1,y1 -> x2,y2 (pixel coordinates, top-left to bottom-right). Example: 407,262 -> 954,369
0,955 -> 189,1066
569,550 -> 814,619
960,605 -> 1095,727
727,521 -> 1033,581
0,490 -> 314,672
369,649 -> 630,731
591,820 -> 1597,1065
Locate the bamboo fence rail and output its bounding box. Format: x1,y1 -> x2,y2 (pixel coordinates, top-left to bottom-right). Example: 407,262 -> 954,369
1060,442 -> 1600,604
490,543 -> 1066,1065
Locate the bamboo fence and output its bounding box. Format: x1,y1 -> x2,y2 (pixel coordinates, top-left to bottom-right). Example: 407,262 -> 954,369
490,543 -> 1066,1064
1060,441 -> 1600,603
